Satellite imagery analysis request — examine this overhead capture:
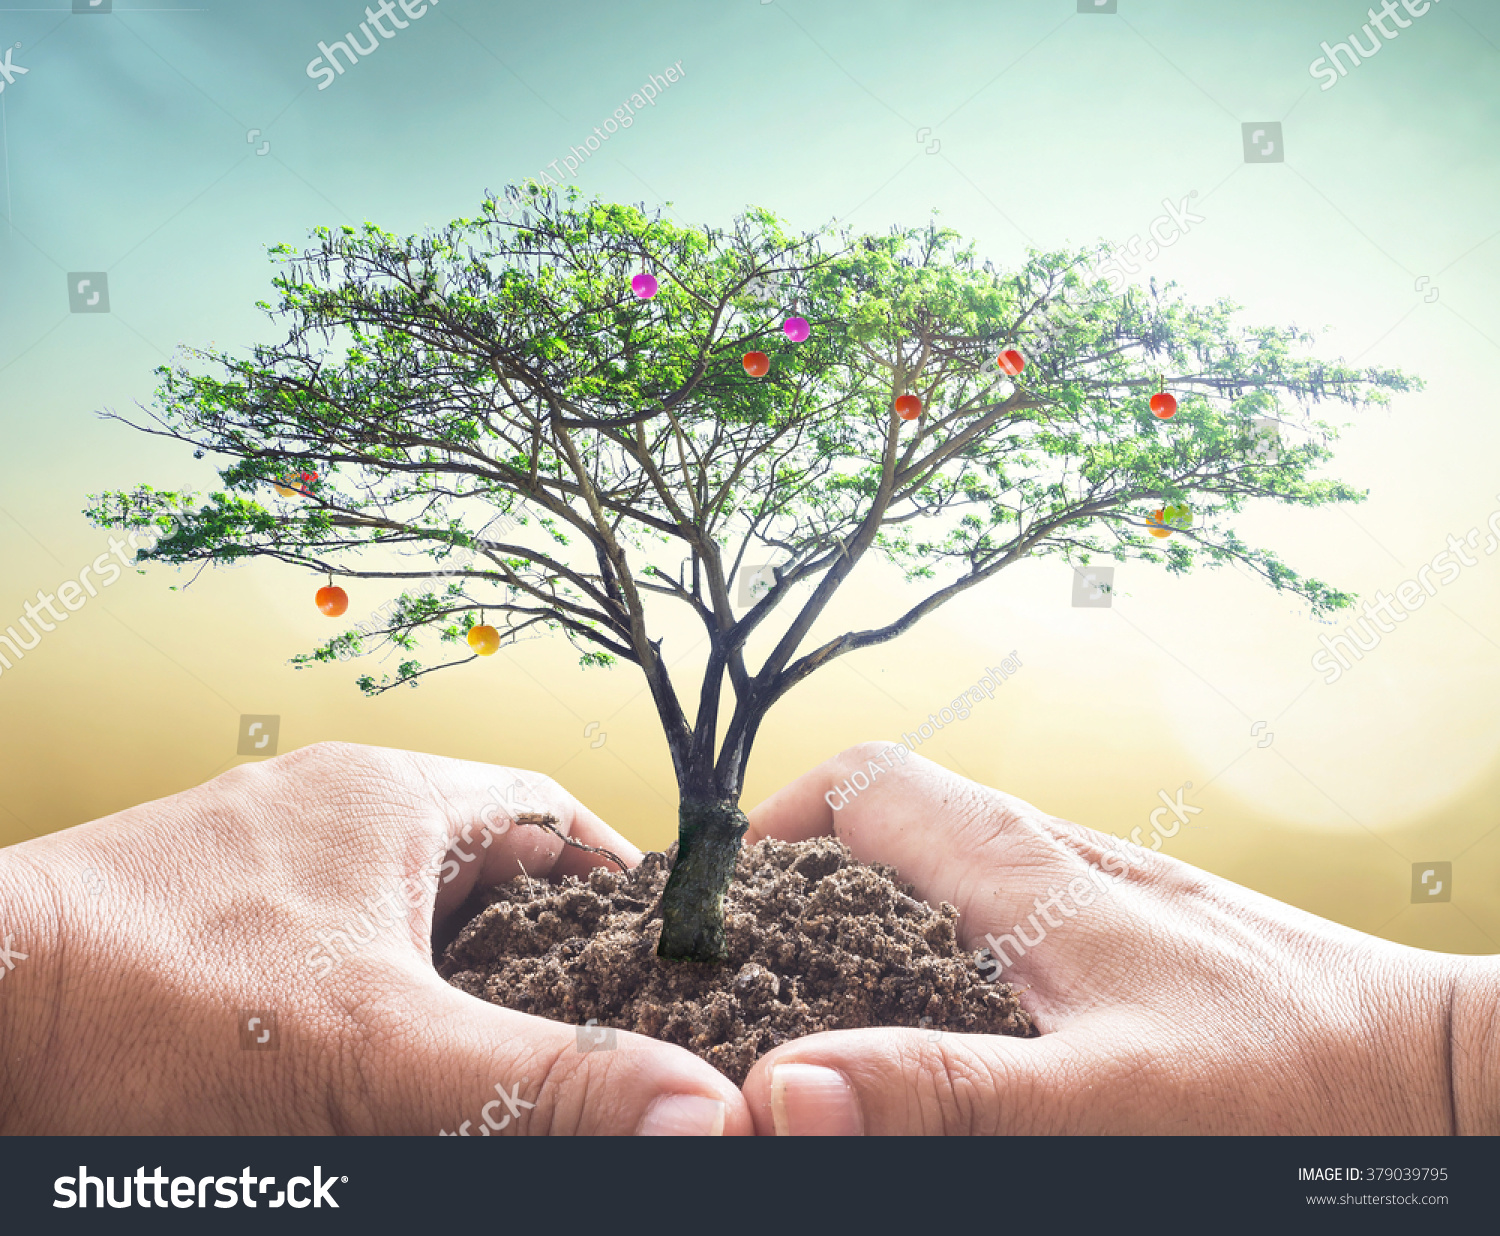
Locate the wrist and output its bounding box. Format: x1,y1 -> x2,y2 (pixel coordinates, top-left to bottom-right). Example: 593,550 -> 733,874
1449,954 -> 1500,1135
0,838 -> 65,1134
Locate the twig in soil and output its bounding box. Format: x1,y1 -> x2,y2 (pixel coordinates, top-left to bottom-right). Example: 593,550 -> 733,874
632,893 -> 664,931
513,812 -> 628,873
516,859 -> 534,898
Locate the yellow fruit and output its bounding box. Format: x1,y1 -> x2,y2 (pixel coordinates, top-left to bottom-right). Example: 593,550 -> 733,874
467,624 -> 501,656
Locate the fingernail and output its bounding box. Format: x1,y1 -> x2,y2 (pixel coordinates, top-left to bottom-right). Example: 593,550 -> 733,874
770,1063 -> 863,1136
637,1094 -> 726,1136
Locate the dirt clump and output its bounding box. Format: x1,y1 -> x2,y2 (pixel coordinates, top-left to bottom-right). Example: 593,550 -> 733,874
440,836 -> 1035,1086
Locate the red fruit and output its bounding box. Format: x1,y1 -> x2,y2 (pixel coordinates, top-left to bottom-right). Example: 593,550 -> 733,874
1150,392 -> 1178,419
315,585 -> 348,616
894,394 -> 922,420
274,469 -> 318,497
742,351 -> 770,377
997,349 -> 1025,376
468,624 -> 501,656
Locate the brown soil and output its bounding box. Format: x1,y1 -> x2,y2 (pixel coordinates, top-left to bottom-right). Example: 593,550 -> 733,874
439,836 -> 1036,1086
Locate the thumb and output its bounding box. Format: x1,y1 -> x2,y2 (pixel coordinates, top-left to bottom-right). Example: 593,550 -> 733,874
740,1026 -> 1087,1136
353,968 -> 753,1135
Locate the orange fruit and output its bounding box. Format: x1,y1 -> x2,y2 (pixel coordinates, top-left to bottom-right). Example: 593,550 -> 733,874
467,624 -> 501,656
316,585 -> 349,616
742,351 -> 769,377
1150,392 -> 1177,419
895,394 -> 922,420
1147,510 -> 1172,539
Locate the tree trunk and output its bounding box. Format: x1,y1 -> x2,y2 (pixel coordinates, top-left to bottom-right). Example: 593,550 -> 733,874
656,796 -> 750,963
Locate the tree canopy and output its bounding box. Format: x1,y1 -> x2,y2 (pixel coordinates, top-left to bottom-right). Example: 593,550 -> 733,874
86,184 -> 1416,960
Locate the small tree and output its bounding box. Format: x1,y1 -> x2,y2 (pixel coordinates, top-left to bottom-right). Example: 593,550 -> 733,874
88,187 -> 1414,963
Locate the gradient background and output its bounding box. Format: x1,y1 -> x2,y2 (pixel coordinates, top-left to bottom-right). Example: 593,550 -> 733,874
1,0 -> 1496,957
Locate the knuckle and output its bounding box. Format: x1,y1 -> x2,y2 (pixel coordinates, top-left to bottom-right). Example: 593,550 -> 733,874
527,1032 -> 637,1135
317,988 -> 411,1134
917,1039 -> 1004,1134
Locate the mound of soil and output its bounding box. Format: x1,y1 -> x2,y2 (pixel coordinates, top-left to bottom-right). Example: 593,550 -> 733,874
439,836 -> 1035,1085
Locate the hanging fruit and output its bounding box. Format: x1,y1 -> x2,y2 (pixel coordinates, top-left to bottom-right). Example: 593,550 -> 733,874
316,585 -> 349,616
631,273 -> 658,299
1150,392 -> 1178,419
742,351 -> 770,377
467,624 -> 501,656
1147,510 -> 1173,539
782,317 -> 810,343
997,349 -> 1025,376
895,394 -> 923,420
274,469 -> 318,497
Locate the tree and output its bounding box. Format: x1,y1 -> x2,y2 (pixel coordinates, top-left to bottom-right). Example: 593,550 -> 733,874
86,185 -> 1415,963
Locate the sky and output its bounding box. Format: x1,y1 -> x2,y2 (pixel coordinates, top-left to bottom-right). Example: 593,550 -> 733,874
1,0 -> 1498,956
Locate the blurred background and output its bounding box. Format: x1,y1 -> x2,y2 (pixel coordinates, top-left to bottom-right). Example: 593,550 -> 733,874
1,0 -> 1496,955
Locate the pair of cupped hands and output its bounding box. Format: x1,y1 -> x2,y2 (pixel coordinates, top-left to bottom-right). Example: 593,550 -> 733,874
0,742 -> 1492,1136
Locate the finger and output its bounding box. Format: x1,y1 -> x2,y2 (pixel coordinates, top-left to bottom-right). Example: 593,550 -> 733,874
747,742 -> 1059,928
743,755 -> 843,845
369,748 -> 643,923
350,969 -> 752,1135
449,761 -> 642,882
740,1027 -> 1092,1136
742,744 -> 1143,1018
744,739 -> 980,846
242,744 -> 643,958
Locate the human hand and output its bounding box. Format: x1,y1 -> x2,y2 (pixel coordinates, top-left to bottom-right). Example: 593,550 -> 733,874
0,742 -> 746,1135
740,743 -> 1500,1135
